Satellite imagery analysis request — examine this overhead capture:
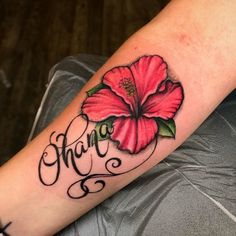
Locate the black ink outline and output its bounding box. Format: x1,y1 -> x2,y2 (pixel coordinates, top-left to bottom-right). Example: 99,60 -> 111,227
0,221 -> 12,236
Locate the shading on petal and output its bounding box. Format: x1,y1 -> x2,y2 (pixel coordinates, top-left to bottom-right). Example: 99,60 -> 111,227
103,66 -> 138,114
82,88 -> 131,122
111,116 -> 158,154
130,55 -> 167,105
143,80 -> 183,120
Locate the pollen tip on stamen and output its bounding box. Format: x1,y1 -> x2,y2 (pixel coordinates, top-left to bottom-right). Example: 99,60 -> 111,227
119,77 -> 136,97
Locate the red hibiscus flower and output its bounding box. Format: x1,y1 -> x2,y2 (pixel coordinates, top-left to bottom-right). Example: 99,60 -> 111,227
82,55 -> 184,154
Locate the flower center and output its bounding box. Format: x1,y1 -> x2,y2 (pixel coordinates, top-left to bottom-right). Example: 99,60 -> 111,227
119,78 -> 136,97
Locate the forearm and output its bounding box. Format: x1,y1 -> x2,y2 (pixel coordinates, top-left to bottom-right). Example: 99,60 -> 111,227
1,0 -> 236,235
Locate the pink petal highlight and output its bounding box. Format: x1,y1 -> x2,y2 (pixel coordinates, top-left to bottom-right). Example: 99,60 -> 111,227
111,116 -> 158,154
82,88 -> 131,122
143,80 -> 184,120
103,66 -> 138,114
130,55 -> 167,105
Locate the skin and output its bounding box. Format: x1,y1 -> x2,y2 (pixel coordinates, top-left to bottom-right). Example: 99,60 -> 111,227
0,0 -> 236,235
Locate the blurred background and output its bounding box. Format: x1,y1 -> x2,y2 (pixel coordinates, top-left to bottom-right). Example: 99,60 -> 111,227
0,0 -> 170,163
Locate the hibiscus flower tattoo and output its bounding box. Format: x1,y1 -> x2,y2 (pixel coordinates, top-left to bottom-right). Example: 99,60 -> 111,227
82,55 -> 184,154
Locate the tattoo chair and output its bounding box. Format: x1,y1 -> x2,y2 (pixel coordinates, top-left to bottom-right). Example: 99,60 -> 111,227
29,54 -> 236,236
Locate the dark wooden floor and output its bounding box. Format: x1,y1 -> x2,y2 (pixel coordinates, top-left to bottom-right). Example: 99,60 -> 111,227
0,0 -> 169,164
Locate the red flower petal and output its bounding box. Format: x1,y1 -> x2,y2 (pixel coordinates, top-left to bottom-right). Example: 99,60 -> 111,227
82,88 -> 131,122
143,80 -> 184,120
103,66 -> 138,115
130,55 -> 167,106
111,116 -> 158,154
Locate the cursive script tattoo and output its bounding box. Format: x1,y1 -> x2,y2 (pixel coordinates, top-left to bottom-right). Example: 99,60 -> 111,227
39,114 -> 111,185
0,221 -> 12,236
38,113 -> 157,198
38,55 -> 184,199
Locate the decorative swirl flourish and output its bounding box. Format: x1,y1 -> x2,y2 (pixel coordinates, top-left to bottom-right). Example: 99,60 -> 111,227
67,137 -> 157,199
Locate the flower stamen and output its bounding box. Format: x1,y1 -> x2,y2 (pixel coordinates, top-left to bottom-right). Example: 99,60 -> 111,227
119,78 -> 136,97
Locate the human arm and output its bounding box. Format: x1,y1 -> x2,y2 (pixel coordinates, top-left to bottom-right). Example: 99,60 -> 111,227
1,0 -> 236,235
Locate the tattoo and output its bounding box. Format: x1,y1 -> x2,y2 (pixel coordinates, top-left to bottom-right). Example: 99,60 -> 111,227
0,221 -> 12,236
38,55 -> 184,199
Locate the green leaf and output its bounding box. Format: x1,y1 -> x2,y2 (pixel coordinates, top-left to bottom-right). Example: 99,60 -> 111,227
156,118 -> 176,138
87,83 -> 107,96
91,117 -> 115,144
